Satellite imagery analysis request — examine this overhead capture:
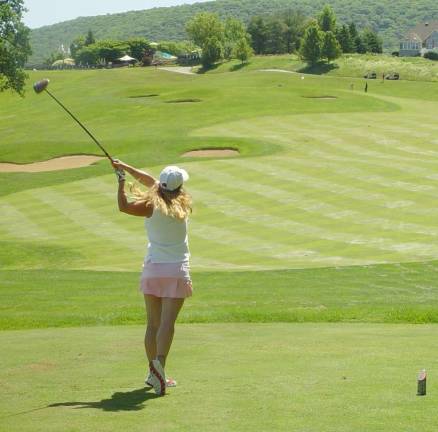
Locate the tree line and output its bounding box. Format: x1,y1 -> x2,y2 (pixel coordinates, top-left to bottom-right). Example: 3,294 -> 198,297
186,4 -> 383,68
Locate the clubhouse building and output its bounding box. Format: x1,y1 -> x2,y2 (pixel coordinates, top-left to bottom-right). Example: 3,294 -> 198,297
400,21 -> 438,56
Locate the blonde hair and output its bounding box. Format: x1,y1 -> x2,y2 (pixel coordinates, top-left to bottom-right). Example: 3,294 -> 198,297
129,182 -> 192,220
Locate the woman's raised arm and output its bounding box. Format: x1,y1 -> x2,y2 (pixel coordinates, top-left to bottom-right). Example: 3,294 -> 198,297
112,159 -> 156,188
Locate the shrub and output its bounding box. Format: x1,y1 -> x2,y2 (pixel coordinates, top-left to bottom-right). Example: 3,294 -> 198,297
424,51 -> 438,61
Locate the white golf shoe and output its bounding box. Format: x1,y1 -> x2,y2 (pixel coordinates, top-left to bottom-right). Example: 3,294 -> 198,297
149,360 -> 166,396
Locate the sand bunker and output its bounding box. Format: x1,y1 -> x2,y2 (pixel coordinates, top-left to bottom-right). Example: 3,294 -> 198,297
182,149 -> 240,158
0,155 -> 105,173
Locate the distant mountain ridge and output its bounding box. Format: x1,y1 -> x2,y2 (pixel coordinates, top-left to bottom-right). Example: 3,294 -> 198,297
29,0 -> 438,64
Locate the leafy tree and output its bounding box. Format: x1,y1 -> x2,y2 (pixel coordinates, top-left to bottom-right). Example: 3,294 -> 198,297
247,16 -> 268,55
224,17 -> 247,59
337,24 -> 354,53
70,36 -> 85,59
322,31 -> 341,62
233,36 -> 253,63
0,0 -> 31,95
85,29 -> 95,46
201,35 -> 223,68
157,40 -> 197,56
362,28 -> 382,53
126,37 -> 150,61
300,21 -> 323,66
75,45 -> 99,65
265,17 -> 286,54
186,12 -> 224,48
318,5 -> 336,33
283,10 -> 306,53
94,40 -> 129,62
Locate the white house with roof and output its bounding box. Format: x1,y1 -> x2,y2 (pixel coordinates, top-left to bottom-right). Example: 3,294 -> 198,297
400,21 -> 438,56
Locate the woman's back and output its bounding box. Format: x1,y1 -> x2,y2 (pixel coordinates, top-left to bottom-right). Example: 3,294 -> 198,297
145,208 -> 189,263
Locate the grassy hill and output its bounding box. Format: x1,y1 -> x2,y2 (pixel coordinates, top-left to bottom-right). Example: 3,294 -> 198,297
29,0 -> 438,64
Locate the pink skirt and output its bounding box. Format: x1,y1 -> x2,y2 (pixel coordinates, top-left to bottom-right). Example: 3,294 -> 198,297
140,259 -> 192,299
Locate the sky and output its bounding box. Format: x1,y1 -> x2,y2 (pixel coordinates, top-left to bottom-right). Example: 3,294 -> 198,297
23,0 -> 211,29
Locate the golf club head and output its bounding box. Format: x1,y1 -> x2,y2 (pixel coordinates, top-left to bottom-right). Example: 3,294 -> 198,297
33,79 -> 50,94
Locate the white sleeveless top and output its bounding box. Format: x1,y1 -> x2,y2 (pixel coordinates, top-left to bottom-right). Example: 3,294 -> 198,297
144,208 -> 190,263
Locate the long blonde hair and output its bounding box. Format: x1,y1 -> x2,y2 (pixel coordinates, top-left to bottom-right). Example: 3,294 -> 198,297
129,182 -> 192,220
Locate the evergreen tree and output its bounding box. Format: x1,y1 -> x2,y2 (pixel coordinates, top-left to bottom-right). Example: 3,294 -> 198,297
354,35 -> 367,53
283,10 -> 306,53
265,17 -> 286,54
85,29 -> 96,46
318,5 -> 336,32
337,24 -> 354,53
322,31 -> 342,63
362,28 -> 382,53
247,16 -> 268,54
300,22 -> 323,66
348,22 -> 358,40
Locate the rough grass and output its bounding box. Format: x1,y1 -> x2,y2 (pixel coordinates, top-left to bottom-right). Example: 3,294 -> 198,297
2,260 -> 438,330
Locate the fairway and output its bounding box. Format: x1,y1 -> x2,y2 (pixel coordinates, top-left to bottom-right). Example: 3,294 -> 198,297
1,68 -> 438,271
1,324 -> 438,432
2,62 -> 438,431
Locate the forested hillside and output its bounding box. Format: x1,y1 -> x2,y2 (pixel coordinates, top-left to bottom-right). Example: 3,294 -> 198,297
29,0 -> 438,64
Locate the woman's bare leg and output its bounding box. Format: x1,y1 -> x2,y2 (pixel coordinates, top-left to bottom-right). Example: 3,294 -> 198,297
144,295 -> 162,362
156,297 -> 185,367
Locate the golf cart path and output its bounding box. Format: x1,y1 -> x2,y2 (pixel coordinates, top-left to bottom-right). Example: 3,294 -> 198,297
0,155 -> 105,173
159,66 -> 196,75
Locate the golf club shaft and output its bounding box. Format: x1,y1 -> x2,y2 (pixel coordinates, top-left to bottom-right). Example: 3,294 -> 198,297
44,89 -> 113,162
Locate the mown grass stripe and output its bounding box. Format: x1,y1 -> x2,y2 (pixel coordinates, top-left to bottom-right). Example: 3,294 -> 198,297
30,189 -> 143,254
268,155 -> 438,216
0,202 -> 53,240
190,187 -> 383,267
204,160 -> 438,259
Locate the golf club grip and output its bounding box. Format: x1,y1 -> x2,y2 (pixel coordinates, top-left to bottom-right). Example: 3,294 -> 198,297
45,89 -> 113,161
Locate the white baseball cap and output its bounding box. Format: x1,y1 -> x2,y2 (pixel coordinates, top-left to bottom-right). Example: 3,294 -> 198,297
159,166 -> 189,191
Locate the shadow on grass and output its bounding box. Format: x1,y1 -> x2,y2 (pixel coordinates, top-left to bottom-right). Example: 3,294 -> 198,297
230,62 -> 250,72
196,63 -> 220,74
297,62 -> 339,75
48,387 -> 159,412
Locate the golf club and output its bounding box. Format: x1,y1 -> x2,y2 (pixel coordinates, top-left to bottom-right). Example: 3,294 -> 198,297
33,79 -> 113,162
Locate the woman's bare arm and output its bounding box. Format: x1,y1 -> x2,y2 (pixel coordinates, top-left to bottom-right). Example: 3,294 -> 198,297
117,174 -> 153,217
112,159 -> 156,188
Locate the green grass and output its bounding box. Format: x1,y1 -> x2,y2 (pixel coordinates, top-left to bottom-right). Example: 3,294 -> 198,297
2,56 -> 438,431
2,261 -> 438,330
205,54 -> 438,82
1,324 -> 438,432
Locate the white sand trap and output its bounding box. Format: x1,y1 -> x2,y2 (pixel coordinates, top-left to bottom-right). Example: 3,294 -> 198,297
259,69 -> 297,74
0,155 -> 105,173
159,66 -> 196,75
182,149 -> 240,158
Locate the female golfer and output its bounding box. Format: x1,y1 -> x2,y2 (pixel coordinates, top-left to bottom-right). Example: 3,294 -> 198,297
112,160 -> 192,396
